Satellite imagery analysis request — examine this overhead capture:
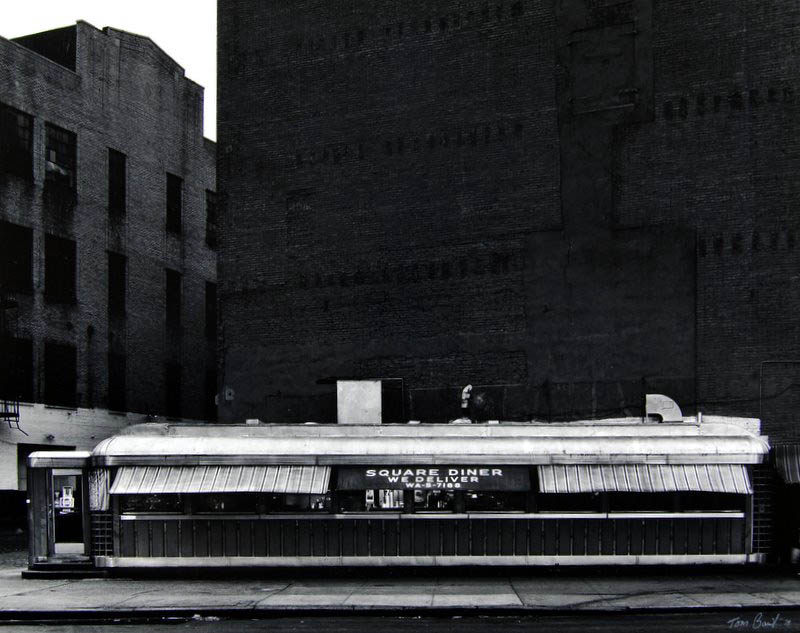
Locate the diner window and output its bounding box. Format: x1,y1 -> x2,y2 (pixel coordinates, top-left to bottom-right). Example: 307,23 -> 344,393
193,493 -> 258,514
336,490 -> 405,512
0,103 -> 33,180
0,221 -> 33,293
413,489 -> 457,512
205,190 -> 218,249
108,149 -> 126,215
107,252 -> 126,317
45,234 -> 76,304
607,492 -> 676,512
120,494 -> 183,514
45,123 -> 77,190
262,494 -> 329,513
537,492 -> 604,513
166,172 -> 182,234
464,491 -> 527,512
44,342 -> 77,408
677,492 -> 746,512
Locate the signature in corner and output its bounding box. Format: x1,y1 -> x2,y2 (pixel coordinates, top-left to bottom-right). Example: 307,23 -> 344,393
727,612 -> 793,630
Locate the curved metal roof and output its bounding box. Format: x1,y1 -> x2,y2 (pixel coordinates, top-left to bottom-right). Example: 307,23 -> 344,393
90,420 -> 769,466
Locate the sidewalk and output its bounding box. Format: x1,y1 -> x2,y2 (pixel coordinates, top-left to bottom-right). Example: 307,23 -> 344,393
2,550 -> 800,620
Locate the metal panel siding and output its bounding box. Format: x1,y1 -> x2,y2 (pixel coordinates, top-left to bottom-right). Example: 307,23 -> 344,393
774,445 -> 800,484
538,464 -> 752,494
109,465 -> 331,494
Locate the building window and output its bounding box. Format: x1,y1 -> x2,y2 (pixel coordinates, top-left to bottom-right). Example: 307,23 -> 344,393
205,281 -> 217,339
206,190 -> 218,249
0,221 -> 33,293
0,337 -> 33,402
108,149 -> 126,215
165,362 -> 181,418
107,252 -> 126,317
205,367 -> 217,422
0,103 -> 33,180
44,342 -> 77,408
166,173 -> 182,234
44,234 -> 76,304
44,123 -> 77,190
108,353 -> 126,411
165,269 -> 181,331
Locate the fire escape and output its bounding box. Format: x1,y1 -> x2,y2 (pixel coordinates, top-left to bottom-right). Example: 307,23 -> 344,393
0,289 -> 24,433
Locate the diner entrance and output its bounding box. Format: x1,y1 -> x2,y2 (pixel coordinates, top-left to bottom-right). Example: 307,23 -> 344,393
51,469 -> 86,555
26,452 -> 91,567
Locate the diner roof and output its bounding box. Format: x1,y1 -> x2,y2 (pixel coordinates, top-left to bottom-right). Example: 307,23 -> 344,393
88,418 -> 769,467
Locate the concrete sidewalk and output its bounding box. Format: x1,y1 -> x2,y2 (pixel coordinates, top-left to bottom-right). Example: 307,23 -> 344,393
2,550 -> 800,619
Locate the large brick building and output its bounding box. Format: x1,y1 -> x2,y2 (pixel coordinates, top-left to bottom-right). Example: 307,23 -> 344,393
0,22 -> 217,502
217,0 -> 799,441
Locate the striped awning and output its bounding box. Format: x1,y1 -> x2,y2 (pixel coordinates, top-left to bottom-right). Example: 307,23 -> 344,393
774,445 -> 800,484
109,465 -> 330,495
538,464 -> 752,494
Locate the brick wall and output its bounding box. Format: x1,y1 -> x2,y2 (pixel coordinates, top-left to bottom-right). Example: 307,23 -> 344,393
218,0 -> 800,438
0,21 -> 216,425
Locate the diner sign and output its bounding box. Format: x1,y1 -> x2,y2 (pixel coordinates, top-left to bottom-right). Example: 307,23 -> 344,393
337,466 -> 530,491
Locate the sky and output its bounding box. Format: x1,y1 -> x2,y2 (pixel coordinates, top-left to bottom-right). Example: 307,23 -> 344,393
4,1 -> 217,140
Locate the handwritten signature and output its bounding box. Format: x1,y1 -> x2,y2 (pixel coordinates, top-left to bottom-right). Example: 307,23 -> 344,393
727,613 -> 793,630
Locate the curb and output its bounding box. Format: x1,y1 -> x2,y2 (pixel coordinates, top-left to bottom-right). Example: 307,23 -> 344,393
3,604 -> 800,624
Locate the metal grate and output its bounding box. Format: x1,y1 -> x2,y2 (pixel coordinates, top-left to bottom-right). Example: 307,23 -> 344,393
752,463 -> 777,555
90,511 -> 113,557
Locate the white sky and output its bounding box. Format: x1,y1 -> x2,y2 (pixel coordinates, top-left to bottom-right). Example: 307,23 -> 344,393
4,2 -> 217,140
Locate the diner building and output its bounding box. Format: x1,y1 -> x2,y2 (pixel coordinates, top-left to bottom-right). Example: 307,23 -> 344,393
26,406 -> 771,572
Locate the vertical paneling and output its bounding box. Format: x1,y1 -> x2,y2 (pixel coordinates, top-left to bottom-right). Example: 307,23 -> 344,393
150,520 -> 165,557
399,520 -> 413,556
471,519 -> 486,556
209,521 -> 224,556
297,520 -> 312,556
121,521 -> 136,557
239,520 -> 253,556
731,518 -> 745,554
253,521 -> 267,556
135,521 -> 150,556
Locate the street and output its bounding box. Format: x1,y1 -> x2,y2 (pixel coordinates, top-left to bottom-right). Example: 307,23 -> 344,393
10,612 -> 800,633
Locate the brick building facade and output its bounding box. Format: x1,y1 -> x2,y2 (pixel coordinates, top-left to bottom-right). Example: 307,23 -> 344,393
217,0 -> 799,442
0,21 -> 217,498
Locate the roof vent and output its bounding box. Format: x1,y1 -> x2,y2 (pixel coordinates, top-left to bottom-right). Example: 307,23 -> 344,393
645,394 -> 683,422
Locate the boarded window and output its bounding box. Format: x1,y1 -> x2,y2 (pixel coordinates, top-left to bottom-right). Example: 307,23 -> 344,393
205,281 -> 217,339
165,269 -> 181,330
205,190 -> 218,249
165,362 -> 181,418
107,252 -> 126,317
0,221 -> 33,293
166,173 -> 182,234
0,337 -> 33,402
44,234 -> 76,304
108,352 -> 126,411
108,149 -> 126,215
45,123 -> 77,190
44,342 -> 77,408
0,103 -> 33,180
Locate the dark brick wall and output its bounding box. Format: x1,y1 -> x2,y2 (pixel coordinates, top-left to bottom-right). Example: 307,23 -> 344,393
0,21 -> 216,420
217,0 -> 799,437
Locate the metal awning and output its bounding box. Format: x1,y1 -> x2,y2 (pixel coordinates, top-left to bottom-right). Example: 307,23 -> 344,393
774,445 -> 800,484
538,464 -> 752,494
109,465 -> 330,495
